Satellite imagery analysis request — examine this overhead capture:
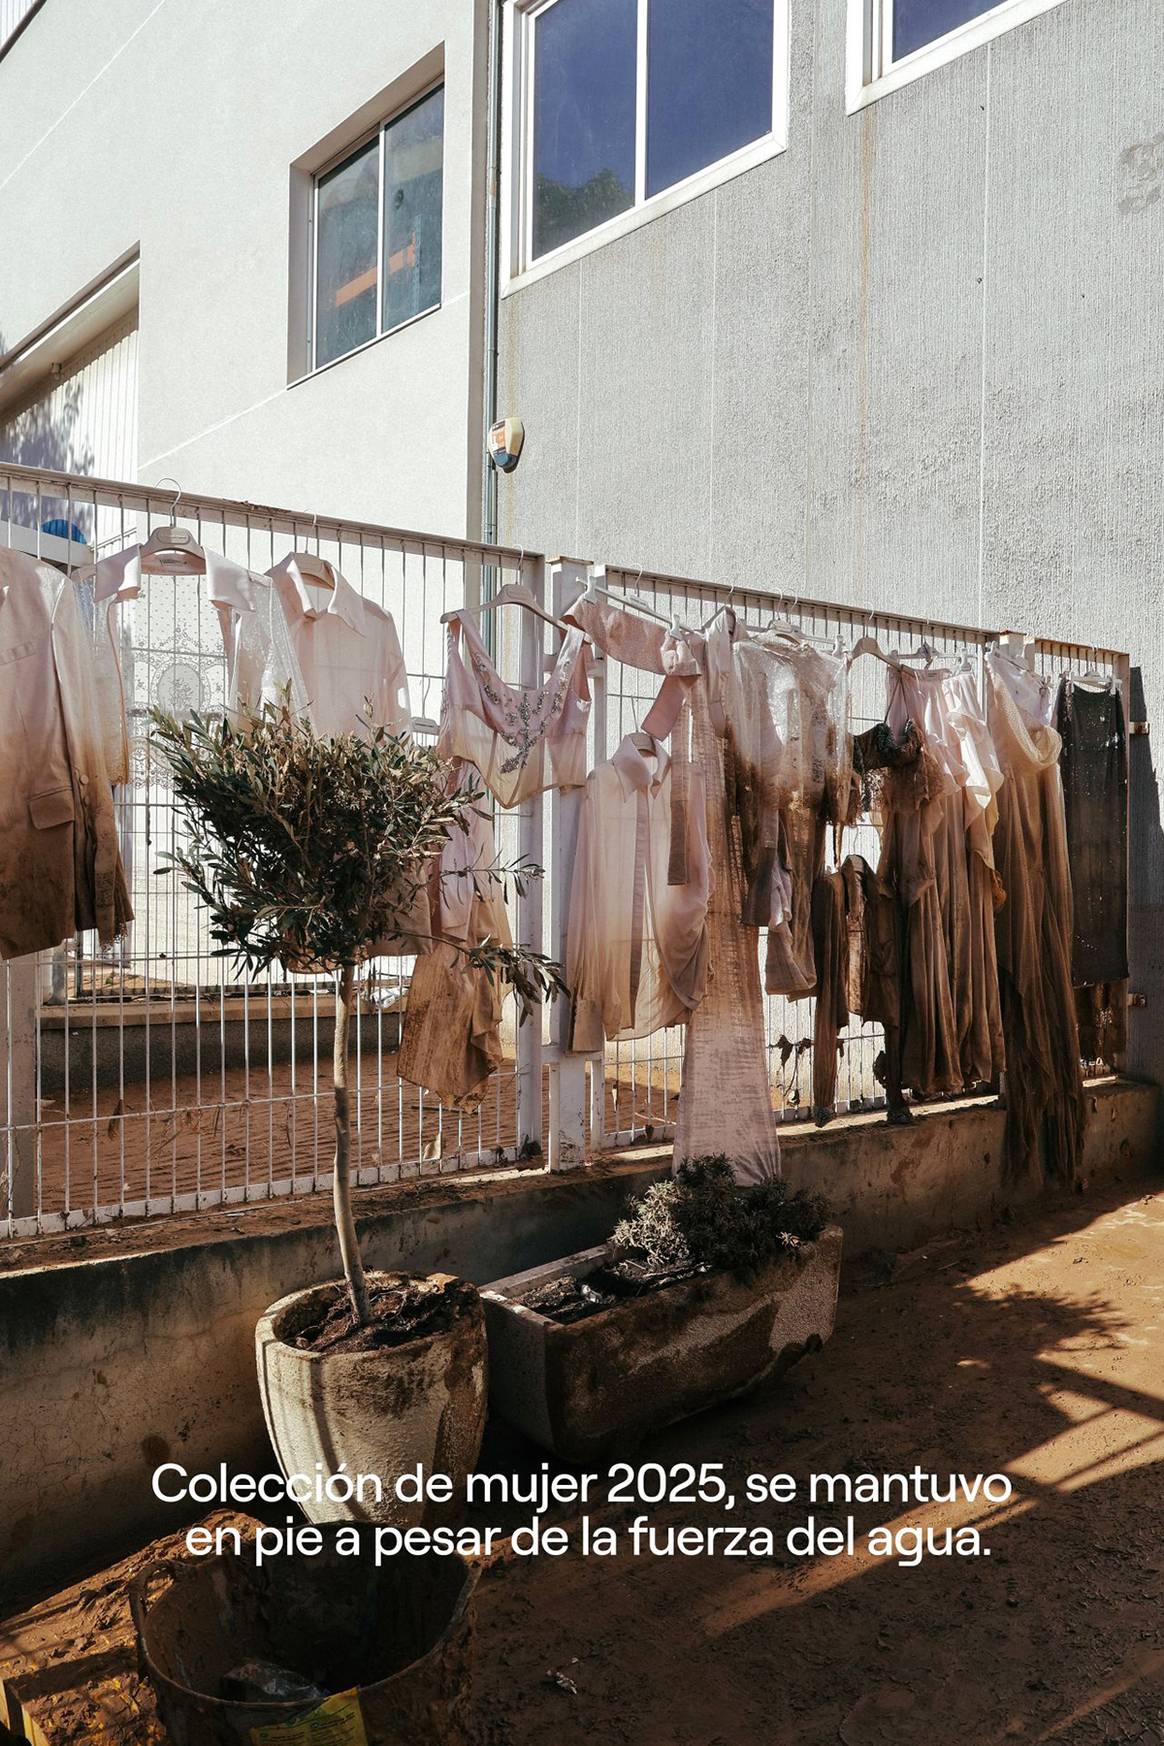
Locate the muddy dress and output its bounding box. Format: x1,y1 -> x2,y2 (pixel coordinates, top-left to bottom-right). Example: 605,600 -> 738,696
709,624 -> 852,998
566,598 -> 781,1184
986,652 -> 1085,1182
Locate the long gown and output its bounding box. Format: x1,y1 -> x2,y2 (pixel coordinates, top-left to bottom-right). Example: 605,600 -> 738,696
565,597 -> 780,1183
986,652 -> 1085,1182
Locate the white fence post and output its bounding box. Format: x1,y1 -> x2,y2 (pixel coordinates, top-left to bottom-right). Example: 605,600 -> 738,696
515,552 -> 547,1159
548,558 -> 591,1169
2,957 -> 39,1225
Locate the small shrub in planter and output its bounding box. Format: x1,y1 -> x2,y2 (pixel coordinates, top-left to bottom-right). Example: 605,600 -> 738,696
614,1156 -> 830,1278
524,1157 -> 831,1324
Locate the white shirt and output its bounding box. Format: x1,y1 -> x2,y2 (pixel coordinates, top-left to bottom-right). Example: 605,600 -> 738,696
567,735 -> 710,1050
267,555 -> 410,739
89,542 -> 308,754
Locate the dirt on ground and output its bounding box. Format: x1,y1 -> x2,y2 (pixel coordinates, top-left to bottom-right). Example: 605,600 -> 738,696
473,1177 -> 1164,1745
4,1175 -> 1162,1745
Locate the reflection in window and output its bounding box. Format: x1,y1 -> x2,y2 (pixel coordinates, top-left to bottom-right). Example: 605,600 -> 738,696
383,87 -> 444,333
526,0 -> 778,265
313,86 -> 445,371
315,138 -> 380,369
533,0 -> 637,260
647,0 -> 774,198
893,0 -> 1017,62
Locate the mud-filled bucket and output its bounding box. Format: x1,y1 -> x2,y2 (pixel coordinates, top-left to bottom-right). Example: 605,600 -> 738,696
129,1536 -> 479,1746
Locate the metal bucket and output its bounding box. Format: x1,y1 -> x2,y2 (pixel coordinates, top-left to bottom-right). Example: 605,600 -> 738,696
129,1537 -> 479,1746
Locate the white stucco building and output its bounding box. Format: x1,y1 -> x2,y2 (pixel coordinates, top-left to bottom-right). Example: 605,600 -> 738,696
0,0 -> 491,535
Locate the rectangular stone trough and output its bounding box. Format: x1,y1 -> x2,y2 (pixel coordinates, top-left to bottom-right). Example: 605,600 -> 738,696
481,1226 -> 843,1462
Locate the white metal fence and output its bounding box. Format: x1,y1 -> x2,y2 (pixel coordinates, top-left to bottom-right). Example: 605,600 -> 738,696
0,464 -> 1130,1237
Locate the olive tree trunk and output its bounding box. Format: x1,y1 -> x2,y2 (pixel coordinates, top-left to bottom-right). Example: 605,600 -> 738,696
333,960 -> 371,1326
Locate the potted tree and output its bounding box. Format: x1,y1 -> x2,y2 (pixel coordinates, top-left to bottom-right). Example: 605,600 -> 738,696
482,1158 -> 843,1461
153,698 -> 562,1524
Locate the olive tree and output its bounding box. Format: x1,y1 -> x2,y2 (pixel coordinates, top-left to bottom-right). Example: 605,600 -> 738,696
152,699 -> 561,1328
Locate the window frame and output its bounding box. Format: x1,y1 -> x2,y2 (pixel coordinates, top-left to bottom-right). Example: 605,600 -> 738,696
0,0 -> 47,65
503,0 -> 790,294
846,0 -> 1066,113
308,78 -> 445,376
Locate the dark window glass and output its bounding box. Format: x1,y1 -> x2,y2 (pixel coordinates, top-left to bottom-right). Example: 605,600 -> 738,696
315,137 -> 379,367
383,86 -> 444,332
893,0 -> 1004,62
646,0 -> 773,199
532,0 -> 637,260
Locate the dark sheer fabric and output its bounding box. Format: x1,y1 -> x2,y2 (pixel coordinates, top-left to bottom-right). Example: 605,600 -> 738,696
987,655 -> 1085,1184
1054,679 -> 1128,987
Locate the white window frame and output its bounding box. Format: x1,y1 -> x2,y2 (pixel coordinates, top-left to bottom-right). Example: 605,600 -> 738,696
307,79 -> 445,376
846,0 -> 1066,114
503,0 -> 790,294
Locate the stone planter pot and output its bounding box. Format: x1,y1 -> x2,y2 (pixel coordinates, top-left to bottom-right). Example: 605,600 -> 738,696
256,1270 -> 487,1527
482,1227 -> 842,1461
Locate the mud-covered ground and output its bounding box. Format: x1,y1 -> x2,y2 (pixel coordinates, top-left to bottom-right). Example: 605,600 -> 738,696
473,1178 -> 1164,1745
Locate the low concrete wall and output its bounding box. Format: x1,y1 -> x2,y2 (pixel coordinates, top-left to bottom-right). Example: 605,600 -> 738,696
1,1076 -> 1156,1603
777,1075 -> 1159,1257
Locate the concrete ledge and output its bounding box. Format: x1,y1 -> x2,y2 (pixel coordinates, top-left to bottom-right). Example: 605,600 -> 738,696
1,1075 -> 1157,1604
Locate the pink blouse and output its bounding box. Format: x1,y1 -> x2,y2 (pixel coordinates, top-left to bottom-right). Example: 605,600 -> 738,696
438,611 -> 591,805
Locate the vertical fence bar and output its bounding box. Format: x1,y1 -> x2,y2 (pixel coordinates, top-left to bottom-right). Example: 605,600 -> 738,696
515,551 -> 547,1158
3,956 -> 38,1223
547,558 -> 590,1168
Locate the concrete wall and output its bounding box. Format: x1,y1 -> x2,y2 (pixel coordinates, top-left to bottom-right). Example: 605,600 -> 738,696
498,0 -> 1164,1084
1,1075 -> 1154,1603
0,0 -> 487,534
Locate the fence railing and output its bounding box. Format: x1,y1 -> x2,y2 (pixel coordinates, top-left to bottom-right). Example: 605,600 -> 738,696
0,464 -> 1131,1237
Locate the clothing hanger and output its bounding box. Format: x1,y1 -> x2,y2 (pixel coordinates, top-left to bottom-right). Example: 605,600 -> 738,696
281,516 -> 335,589
989,630 -> 1036,671
851,606 -> 889,664
888,632 -> 940,668
763,590 -> 845,656
763,587 -> 804,641
625,694 -> 655,753
410,676 -> 439,737
140,480 -> 204,567
573,566 -> 674,629
1079,642 -> 1109,687
441,552 -> 569,634
701,585 -> 736,633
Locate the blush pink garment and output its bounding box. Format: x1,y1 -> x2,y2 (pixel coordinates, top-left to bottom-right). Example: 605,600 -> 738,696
397,762 -> 513,1109
267,555 -> 409,738
438,611 -> 591,805
0,551 -> 132,959
561,596 -> 779,1183
567,735 -> 709,1050
564,594 -> 703,737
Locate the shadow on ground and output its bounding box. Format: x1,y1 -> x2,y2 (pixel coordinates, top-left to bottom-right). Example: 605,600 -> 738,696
472,1172 -> 1164,1746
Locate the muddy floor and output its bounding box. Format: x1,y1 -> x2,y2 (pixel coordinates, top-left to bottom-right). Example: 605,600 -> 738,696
3,1176 -> 1161,1745
473,1178 -> 1164,1745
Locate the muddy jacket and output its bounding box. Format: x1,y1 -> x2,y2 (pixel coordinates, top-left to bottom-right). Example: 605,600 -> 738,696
0,550 -> 132,960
